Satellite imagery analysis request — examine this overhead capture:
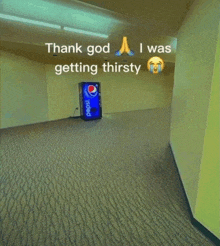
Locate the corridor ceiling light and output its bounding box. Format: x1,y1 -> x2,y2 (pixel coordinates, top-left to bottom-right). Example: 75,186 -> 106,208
3,0 -> 120,35
0,13 -> 61,29
63,26 -> 108,38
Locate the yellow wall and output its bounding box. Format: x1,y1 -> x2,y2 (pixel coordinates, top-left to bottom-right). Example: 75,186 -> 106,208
195,22 -> 220,238
0,51 -> 48,129
170,0 -> 220,238
46,64 -> 174,121
96,70 -> 174,114
0,52 -> 174,128
46,65 -> 78,121
0,51 -> 2,128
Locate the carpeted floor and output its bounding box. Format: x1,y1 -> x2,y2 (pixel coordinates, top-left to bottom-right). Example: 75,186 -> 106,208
0,108 -> 214,245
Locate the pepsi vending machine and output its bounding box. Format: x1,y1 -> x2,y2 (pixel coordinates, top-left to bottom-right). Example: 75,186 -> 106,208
79,82 -> 102,121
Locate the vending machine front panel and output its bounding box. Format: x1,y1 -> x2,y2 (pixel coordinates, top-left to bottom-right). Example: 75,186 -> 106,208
79,82 -> 102,121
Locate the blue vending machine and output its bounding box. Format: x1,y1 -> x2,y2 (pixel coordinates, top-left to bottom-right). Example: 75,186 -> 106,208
79,82 -> 102,121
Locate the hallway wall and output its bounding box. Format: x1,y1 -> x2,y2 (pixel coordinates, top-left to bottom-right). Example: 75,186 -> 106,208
0,52 -> 174,128
0,52 -> 2,128
0,51 -> 48,129
0,51 -> 174,128
45,64 -> 174,121
194,22 -> 220,239
46,65 -> 78,121
170,0 -> 220,239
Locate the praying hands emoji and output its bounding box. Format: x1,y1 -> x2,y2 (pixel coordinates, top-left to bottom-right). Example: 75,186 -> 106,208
115,36 -> 134,56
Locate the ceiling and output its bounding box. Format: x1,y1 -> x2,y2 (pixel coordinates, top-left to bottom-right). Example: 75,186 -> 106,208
0,0 -> 195,65
78,0 -> 195,36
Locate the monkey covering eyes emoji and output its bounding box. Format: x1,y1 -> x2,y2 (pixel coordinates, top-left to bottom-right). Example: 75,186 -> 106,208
147,56 -> 165,74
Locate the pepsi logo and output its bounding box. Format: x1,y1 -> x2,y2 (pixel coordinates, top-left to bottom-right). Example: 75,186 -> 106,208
87,85 -> 98,97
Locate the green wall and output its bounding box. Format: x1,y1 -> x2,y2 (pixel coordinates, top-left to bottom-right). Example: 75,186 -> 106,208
170,0 -> 220,239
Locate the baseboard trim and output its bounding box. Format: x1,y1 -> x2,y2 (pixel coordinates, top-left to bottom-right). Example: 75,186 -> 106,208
191,218 -> 220,245
169,143 -> 220,246
68,116 -> 81,119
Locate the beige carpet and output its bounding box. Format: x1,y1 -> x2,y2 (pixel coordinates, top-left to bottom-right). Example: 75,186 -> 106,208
0,108 -> 214,245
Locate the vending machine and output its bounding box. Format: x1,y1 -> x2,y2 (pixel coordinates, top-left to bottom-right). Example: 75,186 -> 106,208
79,82 -> 102,121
